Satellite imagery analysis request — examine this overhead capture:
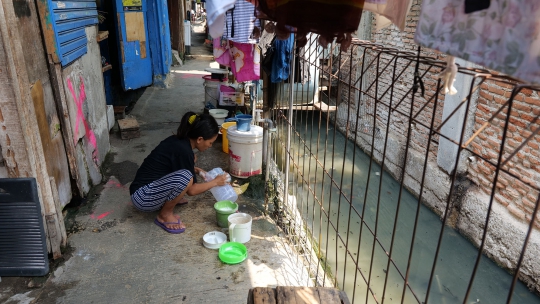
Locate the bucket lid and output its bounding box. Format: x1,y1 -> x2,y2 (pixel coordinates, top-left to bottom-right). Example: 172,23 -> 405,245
218,242 -> 247,264
228,125 -> 263,137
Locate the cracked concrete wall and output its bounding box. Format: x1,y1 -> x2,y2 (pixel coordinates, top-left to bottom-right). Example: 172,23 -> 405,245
60,26 -> 111,196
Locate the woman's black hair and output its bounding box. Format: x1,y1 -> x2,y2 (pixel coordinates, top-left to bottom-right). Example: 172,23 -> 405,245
177,111 -> 219,140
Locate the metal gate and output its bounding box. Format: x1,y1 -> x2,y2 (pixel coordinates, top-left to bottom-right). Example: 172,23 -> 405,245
265,34 -> 540,303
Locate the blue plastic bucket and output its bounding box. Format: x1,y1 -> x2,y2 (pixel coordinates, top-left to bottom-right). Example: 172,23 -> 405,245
236,114 -> 253,132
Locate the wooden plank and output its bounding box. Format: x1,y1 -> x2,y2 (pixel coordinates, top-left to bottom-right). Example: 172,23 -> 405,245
35,0 -> 61,63
0,1 -> 61,255
48,58 -> 84,195
102,64 -> 112,72
313,102 -> 336,112
140,41 -> 147,59
315,287 -> 341,304
31,81 -> 62,259
251,287 -> 276,304
247,288 -> 254,304
124,12 -> 146,42
292,287 -> 320,304
276,286 -> 298,304
97,30 -> 109,42
120,129 -> 140,140
49,177 -> 67,247
118,118 -> 139,131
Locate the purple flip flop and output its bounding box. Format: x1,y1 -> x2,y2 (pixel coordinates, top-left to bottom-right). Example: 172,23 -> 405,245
154,218 -> 186,234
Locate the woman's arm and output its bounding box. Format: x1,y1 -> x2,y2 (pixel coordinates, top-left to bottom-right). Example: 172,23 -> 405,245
186,173 -> 229,196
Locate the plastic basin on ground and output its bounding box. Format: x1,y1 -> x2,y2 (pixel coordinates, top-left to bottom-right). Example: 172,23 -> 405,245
218,242 -> 247,264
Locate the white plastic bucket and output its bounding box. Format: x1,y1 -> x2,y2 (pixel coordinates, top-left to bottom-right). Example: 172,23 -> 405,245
209,109 -> 228,125
203,75 -> 228,105
227,125 -> 263,178
228,213 -> 252,243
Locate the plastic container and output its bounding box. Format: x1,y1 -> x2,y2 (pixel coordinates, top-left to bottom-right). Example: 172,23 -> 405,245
214,200 -> 238,228
209,109 -> 228,125
203,168 -> 238,202
227,125 -> 264,178
219,242 -> 248,264
235,114 -> 253,132
203,75 -> 228,105
220,122 -> 236,153
202,231 -> 227,249
228,213 -> 252,243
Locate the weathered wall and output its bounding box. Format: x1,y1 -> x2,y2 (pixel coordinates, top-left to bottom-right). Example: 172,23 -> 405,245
468,82 -> 540,225
332,0 -> 540,292
0,146 -> 6,177
0,0 -> 67,256
60,26 -> 111,195
0,24 -> 33,178
16,0 -> 71,206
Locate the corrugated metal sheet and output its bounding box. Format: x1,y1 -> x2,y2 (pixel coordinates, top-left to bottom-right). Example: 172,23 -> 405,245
50,0 -> 98,66
0,178 -> 49,276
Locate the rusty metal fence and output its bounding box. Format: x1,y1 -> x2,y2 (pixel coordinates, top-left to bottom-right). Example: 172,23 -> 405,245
264,36 -> 540,304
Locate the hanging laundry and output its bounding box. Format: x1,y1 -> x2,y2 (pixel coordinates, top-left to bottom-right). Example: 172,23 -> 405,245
465,0 -> 490,14
206,0 -> 236,38
228,41 -> 261,82
271,33 -> 295,83
363,0 -> 414,31
257,0 -> 364,50
297,33 -> 316,84
438,56 -> 458,95
415,0 -> 540,85
213,37 -> 231,67
225,0 -> 261,44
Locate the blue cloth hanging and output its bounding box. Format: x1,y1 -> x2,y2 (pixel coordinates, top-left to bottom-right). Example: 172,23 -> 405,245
271,34 -> 295,83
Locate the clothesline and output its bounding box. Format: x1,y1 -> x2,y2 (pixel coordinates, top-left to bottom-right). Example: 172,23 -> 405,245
205,0 -> 540,87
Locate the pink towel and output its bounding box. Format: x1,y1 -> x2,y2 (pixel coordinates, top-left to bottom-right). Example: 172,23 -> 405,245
213,38 -> 231,67
228,41 -> 261,82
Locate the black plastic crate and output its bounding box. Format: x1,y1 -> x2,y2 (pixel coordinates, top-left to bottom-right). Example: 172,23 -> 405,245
0,178 -> 49,276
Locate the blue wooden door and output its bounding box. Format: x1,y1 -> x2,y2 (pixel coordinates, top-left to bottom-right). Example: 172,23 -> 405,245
114,0 -> 153,90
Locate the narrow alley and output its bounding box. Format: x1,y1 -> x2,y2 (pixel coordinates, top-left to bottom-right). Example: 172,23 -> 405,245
0,22 -> 310,304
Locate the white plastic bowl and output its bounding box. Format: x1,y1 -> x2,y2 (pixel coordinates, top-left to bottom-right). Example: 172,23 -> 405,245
209,109 -> 228,125
202,231 -> 227,249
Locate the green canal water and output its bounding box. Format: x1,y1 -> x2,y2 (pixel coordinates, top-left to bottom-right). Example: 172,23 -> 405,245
274,112 -> 540,304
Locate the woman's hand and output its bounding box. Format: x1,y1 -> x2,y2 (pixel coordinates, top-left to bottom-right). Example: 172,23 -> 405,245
212,174 -> 229,187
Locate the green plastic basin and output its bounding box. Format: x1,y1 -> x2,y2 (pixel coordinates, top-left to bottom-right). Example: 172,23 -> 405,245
218,242 -> 247,264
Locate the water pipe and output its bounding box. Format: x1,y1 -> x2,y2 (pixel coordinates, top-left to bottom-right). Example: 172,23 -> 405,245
261,114 -> 276,165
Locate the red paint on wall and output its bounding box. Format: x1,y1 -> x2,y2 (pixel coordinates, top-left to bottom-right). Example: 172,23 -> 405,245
67,76 -> 99,162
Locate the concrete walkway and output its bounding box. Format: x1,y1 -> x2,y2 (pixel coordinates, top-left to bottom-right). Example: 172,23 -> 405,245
0,24 -> 310,304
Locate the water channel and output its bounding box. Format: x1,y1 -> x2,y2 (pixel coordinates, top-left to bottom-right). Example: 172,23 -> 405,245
273,111 -> 540,303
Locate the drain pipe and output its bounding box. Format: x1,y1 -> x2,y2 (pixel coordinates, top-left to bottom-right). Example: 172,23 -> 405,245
283,39 -> 296,211
258,112 -> 275,164
264,120 -> 276,185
